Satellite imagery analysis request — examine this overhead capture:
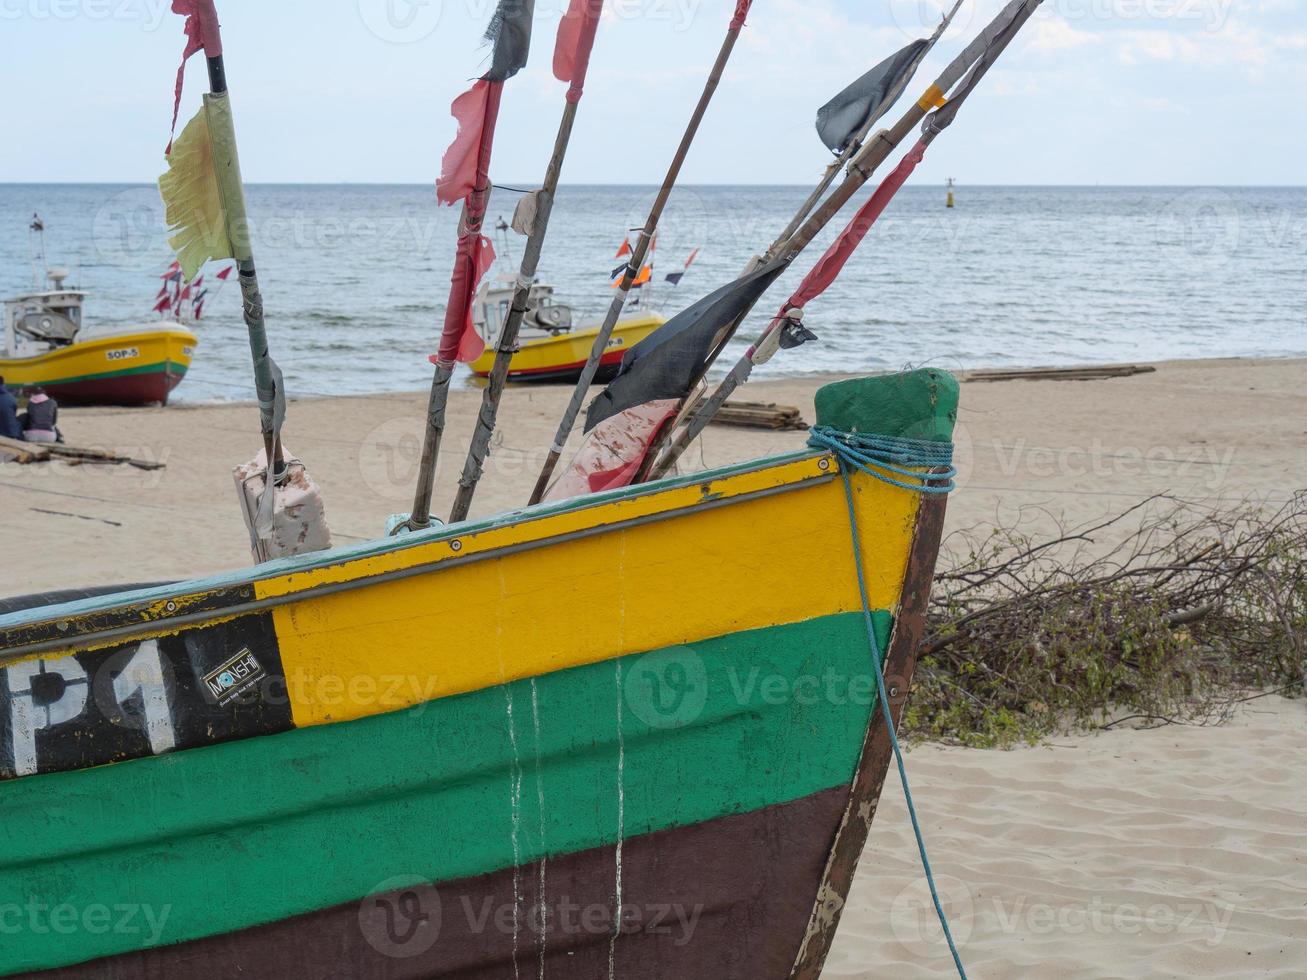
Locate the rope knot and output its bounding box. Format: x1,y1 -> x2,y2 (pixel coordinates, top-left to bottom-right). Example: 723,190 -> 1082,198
807,425 -> 956,494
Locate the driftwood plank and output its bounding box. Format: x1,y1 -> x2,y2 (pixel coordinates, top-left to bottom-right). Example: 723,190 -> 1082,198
965,364 -> 1156,383
0,436 -> 163,470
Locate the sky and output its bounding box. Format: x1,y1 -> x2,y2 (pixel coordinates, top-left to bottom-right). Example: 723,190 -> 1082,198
1,0 -> 1304,186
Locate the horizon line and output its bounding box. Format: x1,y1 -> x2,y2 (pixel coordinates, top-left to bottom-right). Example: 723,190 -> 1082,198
2,181 -> 1306,190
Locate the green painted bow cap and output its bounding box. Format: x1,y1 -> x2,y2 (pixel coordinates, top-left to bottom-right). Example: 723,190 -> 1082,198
814,369 -> 959,443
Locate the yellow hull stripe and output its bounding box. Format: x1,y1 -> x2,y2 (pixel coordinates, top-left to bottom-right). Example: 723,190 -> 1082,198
0,327 -> 196,388
264,455 -> 920,728
467,313 -> 664,376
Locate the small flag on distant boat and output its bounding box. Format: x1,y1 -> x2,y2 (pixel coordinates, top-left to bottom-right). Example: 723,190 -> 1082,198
664,247 -> 699,285
215,264 -> 233,280
153,295 -> 171,314
615,236 -> 632,258
612,264 -> 651,289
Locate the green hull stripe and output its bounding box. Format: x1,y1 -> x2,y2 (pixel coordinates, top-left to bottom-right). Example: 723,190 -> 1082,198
29,360 -> 189,388
0,611 -> 890,975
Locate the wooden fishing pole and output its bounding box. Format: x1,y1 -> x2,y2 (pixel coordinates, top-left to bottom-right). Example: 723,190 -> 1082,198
448,0 -> 603,523
160,1 -> 285,481
405,175 -> 497,532
646,0 -> 1039,480
769,0 -> 963,252
526,0 -> 755,506
206,56 -> 284,481
629,2 -> 977,483
400,1 -> 532,532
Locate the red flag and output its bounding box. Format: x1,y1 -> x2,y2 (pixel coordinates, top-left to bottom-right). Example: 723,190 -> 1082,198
191,275 -> 204,289
179,284 -> 193,301
153,296 -> 171,313
684,247 -> 700,268
730,0 -> 753,30
215,264 -> 233,280
167,0 -> 223,154
160,260 -> 181,278
193,300 -> 204,320
784,139 -> 925,313
553,0 -> 604,102
615,237 -> 632,258
432,77 -> 504,365
431,233 -> 496,366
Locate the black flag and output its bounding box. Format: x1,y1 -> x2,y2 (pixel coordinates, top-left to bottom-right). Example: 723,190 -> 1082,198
484,0 -> 535,81
585,259 -> 789,431
815,40 -> 928,153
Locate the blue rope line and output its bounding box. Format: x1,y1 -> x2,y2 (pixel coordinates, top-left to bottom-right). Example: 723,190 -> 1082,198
808,426 -> 956,494
818,430 -> 968,980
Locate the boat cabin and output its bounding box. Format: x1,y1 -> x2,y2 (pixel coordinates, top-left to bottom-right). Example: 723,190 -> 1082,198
2,285 -> 85,359
474,277 -> 574,346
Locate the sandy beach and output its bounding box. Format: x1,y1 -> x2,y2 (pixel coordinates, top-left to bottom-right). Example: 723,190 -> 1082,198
3,356 -> 1303,593
2,355 -> 1305,975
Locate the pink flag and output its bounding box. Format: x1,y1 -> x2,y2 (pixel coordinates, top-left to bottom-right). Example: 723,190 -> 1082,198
784,139 -> 926,312
436,79 -> 501,206
544,399 -> 679,500
730,0 -> 753,30
553,0 -> 604,102
168,0 -> 223,154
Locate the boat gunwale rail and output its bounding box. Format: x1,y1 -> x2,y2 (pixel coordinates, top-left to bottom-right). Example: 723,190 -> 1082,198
0,450 -> 835,662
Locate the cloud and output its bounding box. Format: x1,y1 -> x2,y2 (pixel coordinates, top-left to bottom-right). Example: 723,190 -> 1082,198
1029,17 -> 1101,51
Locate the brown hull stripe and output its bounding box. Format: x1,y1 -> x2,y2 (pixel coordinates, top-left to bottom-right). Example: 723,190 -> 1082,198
34,785 -> 850,979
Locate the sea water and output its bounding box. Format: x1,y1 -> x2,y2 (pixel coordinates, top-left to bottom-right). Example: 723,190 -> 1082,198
1,183 -> 1302,403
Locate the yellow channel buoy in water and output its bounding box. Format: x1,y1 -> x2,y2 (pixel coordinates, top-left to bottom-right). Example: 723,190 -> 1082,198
946,177 -> 956,208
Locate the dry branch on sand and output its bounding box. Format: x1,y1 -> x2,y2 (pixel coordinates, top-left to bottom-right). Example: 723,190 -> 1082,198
907,492 -> 1307,746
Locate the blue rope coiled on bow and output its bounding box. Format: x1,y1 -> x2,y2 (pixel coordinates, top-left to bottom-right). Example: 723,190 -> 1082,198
807,425 -> 956,494
810,424 -> 967,979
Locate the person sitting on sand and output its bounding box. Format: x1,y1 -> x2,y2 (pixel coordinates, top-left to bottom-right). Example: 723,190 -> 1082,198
0,378 -> 23,441
20,387 -> 61,444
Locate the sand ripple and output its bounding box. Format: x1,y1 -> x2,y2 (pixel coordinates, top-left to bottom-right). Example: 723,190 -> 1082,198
825,695 -> 1307,978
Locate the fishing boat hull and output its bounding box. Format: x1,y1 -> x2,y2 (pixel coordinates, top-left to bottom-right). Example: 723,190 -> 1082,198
0,371 -> 956,979
468,312 -> 664,383
0,325 -> 195,407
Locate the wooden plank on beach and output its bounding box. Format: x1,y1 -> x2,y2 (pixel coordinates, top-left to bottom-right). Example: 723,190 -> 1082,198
0,436 -> 163,470
0,436 -> 53,464
708,400 -> 809,431
964,364 -> 1157,383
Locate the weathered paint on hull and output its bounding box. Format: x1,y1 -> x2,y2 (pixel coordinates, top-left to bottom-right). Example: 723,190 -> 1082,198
0,369 -> 960,979
0,611 -> 890,974
38,787 -> 849,979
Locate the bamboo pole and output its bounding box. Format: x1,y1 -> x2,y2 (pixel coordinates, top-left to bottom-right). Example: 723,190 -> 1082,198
526,8 -> 750,505
203,52 -> 284,479
447,101 -> 577,523
647,0 -> 1038,480
402,74 -> 505,533
447,0 -> 607,524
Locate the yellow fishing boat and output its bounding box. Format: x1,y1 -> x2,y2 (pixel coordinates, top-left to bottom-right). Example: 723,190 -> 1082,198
468,273 -> 664,382
3,223 -> 196,406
